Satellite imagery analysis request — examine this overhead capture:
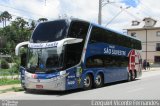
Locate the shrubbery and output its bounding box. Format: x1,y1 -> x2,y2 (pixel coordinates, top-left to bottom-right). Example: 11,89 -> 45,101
1,59 -> 9,69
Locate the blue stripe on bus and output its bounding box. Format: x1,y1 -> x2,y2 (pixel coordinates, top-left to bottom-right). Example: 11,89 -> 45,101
85,43 -> 131,58
36,72 -> 59,79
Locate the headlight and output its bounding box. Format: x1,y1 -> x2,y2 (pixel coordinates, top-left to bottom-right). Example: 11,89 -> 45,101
60,71 -> 66,75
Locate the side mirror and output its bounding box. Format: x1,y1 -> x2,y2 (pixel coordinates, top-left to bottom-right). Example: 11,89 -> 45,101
57,38 -> 83,54
15,41 -> 29,56
63,38 -> 83,45
21,53 -> 27,67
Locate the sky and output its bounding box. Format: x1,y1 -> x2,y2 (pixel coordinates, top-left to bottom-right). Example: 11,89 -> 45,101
0,0 -> 160,33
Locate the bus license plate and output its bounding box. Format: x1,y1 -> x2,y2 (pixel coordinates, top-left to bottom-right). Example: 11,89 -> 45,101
36,85 -> 43,89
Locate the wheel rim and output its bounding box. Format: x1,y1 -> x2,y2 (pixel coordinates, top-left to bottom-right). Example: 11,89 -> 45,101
84,76 -> 91,88
95,75 -> 102,86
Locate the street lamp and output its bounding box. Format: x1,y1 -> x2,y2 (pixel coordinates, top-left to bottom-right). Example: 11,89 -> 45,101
98,0 -> 115,25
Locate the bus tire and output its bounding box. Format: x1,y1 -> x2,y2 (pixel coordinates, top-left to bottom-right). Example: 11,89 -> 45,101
22,85 -> 27,91
131,71 -> 136,81
83,74 -> 93,90
94,73 -> 104,88
23,88 -> 30,93
22,86 -> 32,93
127,71 -> 132,81
23,87 -> 27,91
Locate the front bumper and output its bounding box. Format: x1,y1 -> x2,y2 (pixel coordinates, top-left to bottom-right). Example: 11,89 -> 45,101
24,73 -> 66,91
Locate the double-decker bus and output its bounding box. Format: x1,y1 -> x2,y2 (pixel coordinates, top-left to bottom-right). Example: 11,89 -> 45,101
15,19 -> 142,91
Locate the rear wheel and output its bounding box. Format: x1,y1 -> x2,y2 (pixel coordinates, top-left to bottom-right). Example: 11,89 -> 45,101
127,71 -> 132,81
83,74 -> 93,90
131,71 -> 136,81
94,74 -> 104,88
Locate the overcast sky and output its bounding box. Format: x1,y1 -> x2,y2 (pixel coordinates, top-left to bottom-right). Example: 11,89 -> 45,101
0,0 -> 160,33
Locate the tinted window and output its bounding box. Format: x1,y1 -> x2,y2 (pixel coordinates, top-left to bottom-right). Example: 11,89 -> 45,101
63,21 -> 90,69
31,20 -> 69,43
68,21 -> 89,39
89,26 -> 142,50
86,55 -> 129,68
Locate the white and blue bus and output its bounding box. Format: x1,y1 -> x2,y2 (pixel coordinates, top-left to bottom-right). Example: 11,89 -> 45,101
15,19 -> 142,91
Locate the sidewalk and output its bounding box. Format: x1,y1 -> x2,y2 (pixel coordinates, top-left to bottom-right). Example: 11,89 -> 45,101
0,84 -> 21,91
142,67 -> 160,72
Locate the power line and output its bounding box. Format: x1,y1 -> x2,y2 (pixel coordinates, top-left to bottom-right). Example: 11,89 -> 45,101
110,0 -> 157,22
111,3 -> 142,21
138,0 -> 154,17
105,7 -> 130,27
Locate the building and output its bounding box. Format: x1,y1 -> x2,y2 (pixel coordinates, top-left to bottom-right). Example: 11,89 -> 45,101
126,17 -> 160,63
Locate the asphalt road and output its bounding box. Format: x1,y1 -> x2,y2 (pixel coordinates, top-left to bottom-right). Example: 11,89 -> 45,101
0,69 -> 160,100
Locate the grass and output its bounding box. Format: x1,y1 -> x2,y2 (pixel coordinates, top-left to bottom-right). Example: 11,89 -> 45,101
0,78 -> 20,86
12,87 -> 24,92
0,68 -> 19,76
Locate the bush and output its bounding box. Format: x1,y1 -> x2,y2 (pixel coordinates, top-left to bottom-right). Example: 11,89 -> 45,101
5,57 -> 12,63
1,59 -> 9,69
12,64 -> 19,74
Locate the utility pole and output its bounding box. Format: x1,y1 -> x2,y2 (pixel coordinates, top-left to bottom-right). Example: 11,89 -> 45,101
98,0 -> 115,25
145,29 -> 148,61
98,0 -> 102,25
45,0 -> 46,6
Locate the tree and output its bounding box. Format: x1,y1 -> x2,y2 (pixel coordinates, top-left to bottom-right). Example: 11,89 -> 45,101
14,17 -> 29,30
30,20 -> 36,30
11,17 -> 30,42
0,15 -> 5,27
38,18 -> 48,22
0,36 -> 6,48
0,11 -> 12,27
0,17 -> 31,54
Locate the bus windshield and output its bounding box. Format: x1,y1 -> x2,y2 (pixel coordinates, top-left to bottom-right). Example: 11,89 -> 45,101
27,48 -> 63,73
31,20 -> 69,43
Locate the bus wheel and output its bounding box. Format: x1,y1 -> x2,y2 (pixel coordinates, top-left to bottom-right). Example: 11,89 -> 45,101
95,74 -> 103,88
127,71 -> 132,81
83,74 -> 93,90
131,71 -> 136,81
23,87 -> 29,92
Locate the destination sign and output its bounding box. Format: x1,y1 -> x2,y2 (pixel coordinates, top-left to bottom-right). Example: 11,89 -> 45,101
28,42 -> 58,48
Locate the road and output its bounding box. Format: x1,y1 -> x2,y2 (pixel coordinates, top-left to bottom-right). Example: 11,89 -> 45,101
0,69 -> 160,100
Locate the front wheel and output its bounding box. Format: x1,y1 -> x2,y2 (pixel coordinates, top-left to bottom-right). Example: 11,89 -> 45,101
83,74 -> 93,90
